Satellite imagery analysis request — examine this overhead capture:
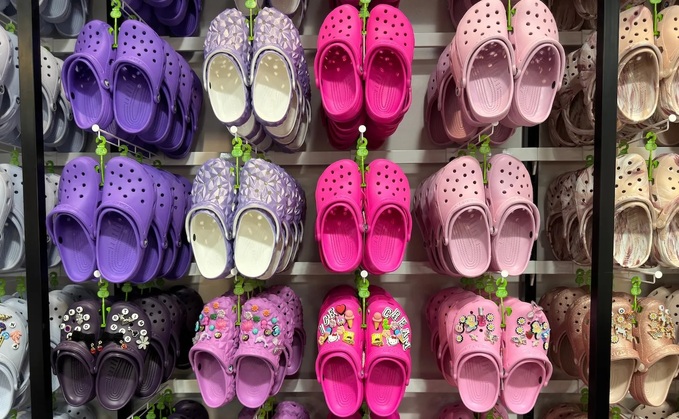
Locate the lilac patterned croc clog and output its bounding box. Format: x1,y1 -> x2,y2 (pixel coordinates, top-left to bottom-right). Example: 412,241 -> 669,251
268,285 -> 305,375
251,8 -> 304,127
233,159 -> 291,279
185,158 -> 237,279
204,8 -> 252,128
189,294 -> 240,408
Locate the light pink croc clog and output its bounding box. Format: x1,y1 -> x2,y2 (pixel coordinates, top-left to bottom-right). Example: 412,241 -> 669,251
425,68 -> 452,146
315,160 -> 365,273
431,157 -> 492,277
364,5 -> 414,127
434,48 -> 478,144
450,0 -> 515,125
449,296 -> 502,412
485,155 -> 539,275
315,5 -> 364,123
365,292 -> 412,416
425,287 -> 464,354
503,0 -> 565,128
363,159 -> 412,274
437,290 -> 477,385
501,297 -> 552,414
316,286 -> 365,417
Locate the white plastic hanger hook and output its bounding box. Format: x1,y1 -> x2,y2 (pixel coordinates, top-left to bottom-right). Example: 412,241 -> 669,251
360,270 -> 368,279
92,124 -> 101,136
229,126 -> 238,136
500,270 -> 509,279
358,125 -> 366,134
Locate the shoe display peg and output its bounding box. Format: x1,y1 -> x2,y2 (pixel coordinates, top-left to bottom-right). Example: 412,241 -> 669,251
355,125 -> 369,188
355,269 -> 370,328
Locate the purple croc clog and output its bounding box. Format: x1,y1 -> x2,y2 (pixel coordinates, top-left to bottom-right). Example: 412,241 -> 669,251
111,20 -> 166,134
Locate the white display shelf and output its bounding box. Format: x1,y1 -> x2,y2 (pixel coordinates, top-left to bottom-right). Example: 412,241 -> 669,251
43,31 -> 591,54
167,377 -> 586,395
41,147 -> 599,167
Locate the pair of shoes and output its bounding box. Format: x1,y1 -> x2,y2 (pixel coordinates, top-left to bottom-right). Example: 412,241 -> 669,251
451,0 -> 564,129
0,27 -> 20,149
240,401 -> 310,418
62,20 -> 202,158
47,156 -> 193,283
425,49 -> 516,147
53,287 -> 201,410
315,159 -> 412,274
546,153 -> 653,268
427,288 -> 551,414
438,401 -> 508,419
316,5 -> 414,148
204,8 -> 311,152
429,0 -> 563,146
187,157 -> 306,280
124,0 -> 202,37
414,155 -> 539,277
317,286 -> 411,417
191,286 -> 304,408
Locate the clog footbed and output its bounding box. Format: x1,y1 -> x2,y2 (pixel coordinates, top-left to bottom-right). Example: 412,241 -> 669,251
315,160 -> 364,273
363,159 -> 411,274
315,5 -> 364,123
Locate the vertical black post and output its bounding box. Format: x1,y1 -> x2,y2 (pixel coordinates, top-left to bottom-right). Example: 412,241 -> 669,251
520,125 -> 539,419
17,0 -> 52,416
588,0 -> 618,415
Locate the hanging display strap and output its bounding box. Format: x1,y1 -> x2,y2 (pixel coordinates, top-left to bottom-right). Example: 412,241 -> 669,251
96,277 -> 110,327
122,282 -> 133,301
245,0 -> 258,41
506,0 -> 515,31
645,132 -> 659,182
110,0 -> 122,48
479,135 -> 491,184
9,149 -> 19,167
580,387 -> 589,412
0,279 -> 6,299
95,132 -> 108,186
256,397 -> 275,419
231,127 -> 244,190
495,276 -> 510,328
49,272 -> 59,289
234,274 -> 245,325
356,270 -> 370,328
651,0 -> 662,37
45,160 -> 55,174
355,125 -> 369,188
630,276 -> 642,316
15,276 -> 25,299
